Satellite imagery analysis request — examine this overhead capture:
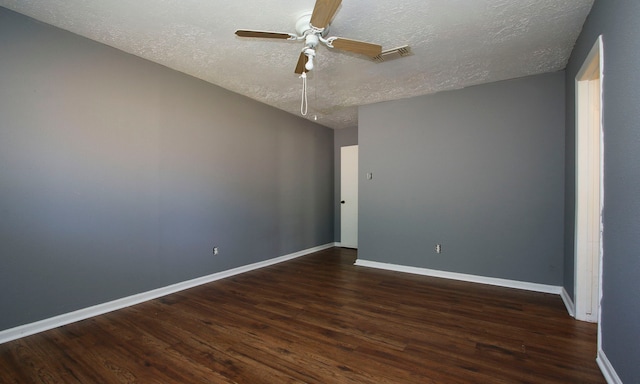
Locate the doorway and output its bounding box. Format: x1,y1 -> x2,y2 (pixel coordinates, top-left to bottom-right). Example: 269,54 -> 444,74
574,36 -> 603,324
340,145 -> 358,248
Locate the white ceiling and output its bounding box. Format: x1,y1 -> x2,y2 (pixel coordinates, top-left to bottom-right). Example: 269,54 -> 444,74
1,0 -> 594,129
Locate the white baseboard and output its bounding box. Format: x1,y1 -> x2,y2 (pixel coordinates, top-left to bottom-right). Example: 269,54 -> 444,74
597,349 -> 623,384
560,287 -> 576,318
0,243 -> 335,345
354,259 -> 563,295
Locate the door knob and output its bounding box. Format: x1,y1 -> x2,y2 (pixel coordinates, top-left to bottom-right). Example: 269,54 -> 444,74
341,200 -> 345,204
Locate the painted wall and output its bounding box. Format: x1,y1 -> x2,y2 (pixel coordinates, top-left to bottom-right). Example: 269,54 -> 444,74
0,8 -> 334,331
359,72 -> 565,285
564,0 -> 640,381
333,127 -> 358,241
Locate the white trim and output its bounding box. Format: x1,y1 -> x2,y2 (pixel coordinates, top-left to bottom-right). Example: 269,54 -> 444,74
561,287 -> 576,318
597,349 -> 623,384
574,35 -> 603,324
355,259 -> 562,295
0,243 -> 334,345
596,34 -> 605,353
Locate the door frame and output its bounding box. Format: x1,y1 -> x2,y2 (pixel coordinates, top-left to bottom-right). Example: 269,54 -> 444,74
574,35 -> 604,325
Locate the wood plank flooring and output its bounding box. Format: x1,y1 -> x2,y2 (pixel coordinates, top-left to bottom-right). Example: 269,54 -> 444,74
0,247 -> 605,383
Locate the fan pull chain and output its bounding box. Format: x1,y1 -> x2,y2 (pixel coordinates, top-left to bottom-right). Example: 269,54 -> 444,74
300,72 -> 308,116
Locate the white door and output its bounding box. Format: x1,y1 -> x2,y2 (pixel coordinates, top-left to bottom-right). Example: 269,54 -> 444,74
575,36 -> 603,324
340,145 -> 358,248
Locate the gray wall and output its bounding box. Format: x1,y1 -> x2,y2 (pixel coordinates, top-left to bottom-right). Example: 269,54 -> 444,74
564,0 -> 640,381
0,8 -> 334,331
359,72 -> 565,285
333,126 -> 358,241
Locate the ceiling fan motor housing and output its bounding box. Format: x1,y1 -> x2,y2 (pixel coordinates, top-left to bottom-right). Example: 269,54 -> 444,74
305,34 -> 319,49
296,12 -> 329,37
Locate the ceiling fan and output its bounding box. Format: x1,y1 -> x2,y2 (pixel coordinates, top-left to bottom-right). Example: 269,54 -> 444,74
235,0 -> 382,74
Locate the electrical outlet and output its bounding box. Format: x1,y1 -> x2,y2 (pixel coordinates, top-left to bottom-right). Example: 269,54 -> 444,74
435,244 -> 442,254
213,247 -> 219,256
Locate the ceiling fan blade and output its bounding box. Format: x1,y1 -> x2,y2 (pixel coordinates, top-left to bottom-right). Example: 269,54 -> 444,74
331,37 -> 383,57
310,0 -> 342,29
294,52 -> 309,74
235,30 -> 294,39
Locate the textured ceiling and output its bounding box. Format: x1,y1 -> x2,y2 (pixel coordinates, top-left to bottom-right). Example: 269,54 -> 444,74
0,0 -> 594,129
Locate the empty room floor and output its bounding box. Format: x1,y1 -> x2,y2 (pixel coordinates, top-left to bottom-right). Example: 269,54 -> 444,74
0,247 -> 605,383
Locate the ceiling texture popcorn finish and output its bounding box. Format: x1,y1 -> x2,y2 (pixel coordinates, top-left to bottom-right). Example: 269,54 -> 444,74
0,0 -> 594,129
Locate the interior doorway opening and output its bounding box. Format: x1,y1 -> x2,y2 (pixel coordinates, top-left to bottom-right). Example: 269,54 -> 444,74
574,35 -> 603,325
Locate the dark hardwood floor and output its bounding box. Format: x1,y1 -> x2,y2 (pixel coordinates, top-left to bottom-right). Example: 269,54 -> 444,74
0,247 -> 605,383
